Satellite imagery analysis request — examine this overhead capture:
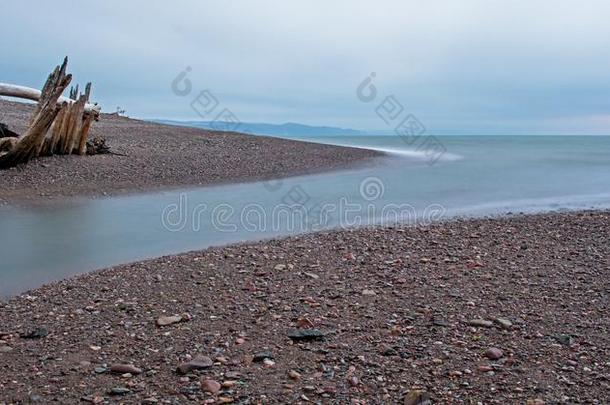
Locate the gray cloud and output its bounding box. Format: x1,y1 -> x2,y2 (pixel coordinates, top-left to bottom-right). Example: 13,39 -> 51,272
1,0 -> 609,134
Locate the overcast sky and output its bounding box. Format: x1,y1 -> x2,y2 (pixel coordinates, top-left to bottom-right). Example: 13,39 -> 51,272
1,0 -> 609,134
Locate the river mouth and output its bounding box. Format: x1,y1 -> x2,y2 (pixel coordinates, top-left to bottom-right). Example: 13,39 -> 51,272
1,135 -> 609,297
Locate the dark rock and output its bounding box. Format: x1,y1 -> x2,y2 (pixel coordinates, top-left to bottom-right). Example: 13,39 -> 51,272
176,356 -> 214,374
431,318 -> 448,327
555,334 -> 574,346
287,329 -> 325,342
108,387 -> 131,396
252,352 -> 274,362
20,328 -> 48,339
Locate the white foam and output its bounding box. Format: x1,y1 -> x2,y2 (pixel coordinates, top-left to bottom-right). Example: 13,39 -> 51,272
323,141 -> 463,162
364,145 -> 463,161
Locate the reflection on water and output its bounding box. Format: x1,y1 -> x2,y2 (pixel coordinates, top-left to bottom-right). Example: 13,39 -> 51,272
1,135 -> 609,296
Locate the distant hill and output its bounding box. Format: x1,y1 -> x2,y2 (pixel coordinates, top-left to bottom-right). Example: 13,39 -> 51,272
152,119 -> 366,137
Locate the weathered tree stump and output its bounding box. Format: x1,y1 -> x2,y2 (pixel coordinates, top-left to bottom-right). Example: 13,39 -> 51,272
0,58 -> 101,169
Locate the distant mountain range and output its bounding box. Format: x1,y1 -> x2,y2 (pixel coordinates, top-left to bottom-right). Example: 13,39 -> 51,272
152,119 -> 367,137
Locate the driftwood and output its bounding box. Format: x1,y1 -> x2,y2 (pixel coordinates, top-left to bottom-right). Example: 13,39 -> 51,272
0,123 -> 19,138
0,83 -> 100,114
0,58 -> 101,169
0,137 -> 18,152
86,137 -> 111,155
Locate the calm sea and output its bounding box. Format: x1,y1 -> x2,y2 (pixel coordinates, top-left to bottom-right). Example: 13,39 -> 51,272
1,135 -> 609,295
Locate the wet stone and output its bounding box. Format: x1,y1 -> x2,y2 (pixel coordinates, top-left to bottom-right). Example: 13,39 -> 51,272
253,351 -> 274,362
555,334 -> 574,346
176,356 -> 214,374
287,329 -> 325,342
108,387 -> 131,396
20,328 -> 48,339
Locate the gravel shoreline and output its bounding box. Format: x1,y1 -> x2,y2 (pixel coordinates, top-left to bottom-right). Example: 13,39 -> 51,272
0,100 -> 381,205
1,210 -> 608,403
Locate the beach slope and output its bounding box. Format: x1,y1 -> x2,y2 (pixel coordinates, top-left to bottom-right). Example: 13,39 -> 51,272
0,100 -> 380,204
0,211 -> 608,403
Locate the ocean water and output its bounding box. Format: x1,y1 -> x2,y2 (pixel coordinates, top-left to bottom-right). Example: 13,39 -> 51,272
0,135 -> 609,296
302,135 -> 610,215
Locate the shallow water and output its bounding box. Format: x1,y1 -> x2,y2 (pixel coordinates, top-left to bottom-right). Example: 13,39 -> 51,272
1,135 -> 609,296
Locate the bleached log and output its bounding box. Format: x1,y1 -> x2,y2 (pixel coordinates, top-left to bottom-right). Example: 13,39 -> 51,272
75,114 -> 93,155
76,84 -> 94,155
63,95 -> 87,154
43,102 -> 69,155
0,82 -> 100,114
